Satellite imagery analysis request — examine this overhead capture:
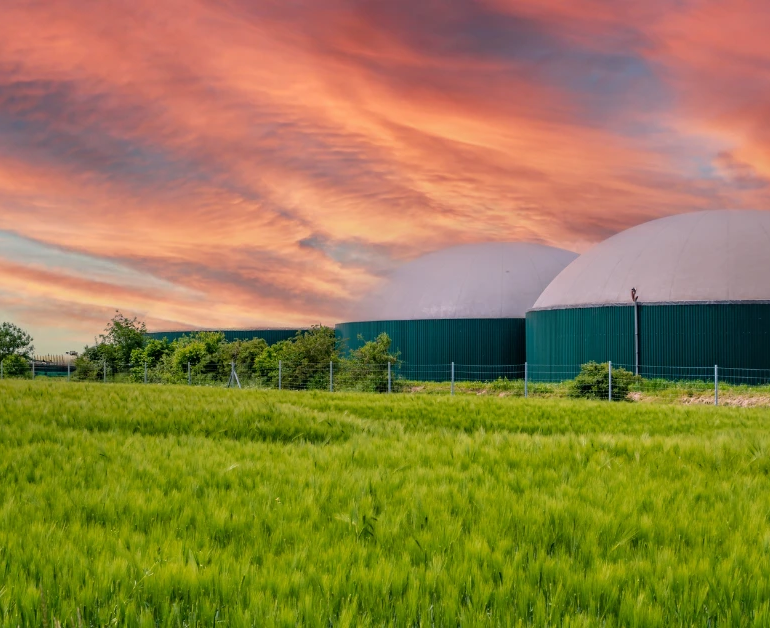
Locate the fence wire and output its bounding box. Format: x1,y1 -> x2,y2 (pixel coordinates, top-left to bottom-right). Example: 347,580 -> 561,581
6,359 -> 770,404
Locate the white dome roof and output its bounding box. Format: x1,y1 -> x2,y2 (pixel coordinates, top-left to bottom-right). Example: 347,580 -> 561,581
350,242 -> 577,321
533,210 -> 770,310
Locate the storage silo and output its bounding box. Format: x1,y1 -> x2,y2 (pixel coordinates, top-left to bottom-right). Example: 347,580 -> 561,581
526,210 -> 770,381
337,242 -> 577,380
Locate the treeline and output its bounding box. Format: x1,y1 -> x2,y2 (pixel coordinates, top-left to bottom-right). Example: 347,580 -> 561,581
0,322 -> 34,376
73,313 -> 398,391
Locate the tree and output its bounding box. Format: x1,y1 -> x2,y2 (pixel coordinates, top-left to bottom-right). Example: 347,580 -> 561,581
130,338 -> 172,382
2,354 -> 30,378
342,333 -> 399,392
218,337 -> 268,378
253,343 -> 285,385
349,333 -> 399,367
282,325 -> 340,365
170,332 -> 225,379
99,311 -> 147,366
253,326 -> 340,390
0,322 -> 34,363
142,338 -> 173,366
71,353 -> 101,381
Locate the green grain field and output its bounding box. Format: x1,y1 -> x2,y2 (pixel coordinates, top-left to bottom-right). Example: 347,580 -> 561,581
1,381 -> 770,627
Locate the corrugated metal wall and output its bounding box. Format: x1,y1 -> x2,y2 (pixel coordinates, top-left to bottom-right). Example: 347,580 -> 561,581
526,303 -> 770,381
145,329 -> 303,345
525,306 -> 634,380
336,318 -> 525,381
640,303 -> 770,370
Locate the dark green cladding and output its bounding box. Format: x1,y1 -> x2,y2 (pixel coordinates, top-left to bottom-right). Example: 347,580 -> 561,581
145,329 -> 303,345
335,318 -> 526,381
526,306 -> 634,380
526,303 -> 770,382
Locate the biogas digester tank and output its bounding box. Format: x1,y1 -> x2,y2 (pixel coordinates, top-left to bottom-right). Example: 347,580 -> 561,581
526,210 -> 770,382
337,242 -> 577,380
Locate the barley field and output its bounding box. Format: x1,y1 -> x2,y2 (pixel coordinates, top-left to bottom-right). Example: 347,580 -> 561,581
1,380 -> 770,626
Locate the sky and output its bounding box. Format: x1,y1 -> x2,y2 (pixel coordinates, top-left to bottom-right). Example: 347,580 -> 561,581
1,0 -> 768,354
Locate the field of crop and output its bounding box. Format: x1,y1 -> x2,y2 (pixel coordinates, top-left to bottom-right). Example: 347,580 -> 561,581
2,381 -> 770,626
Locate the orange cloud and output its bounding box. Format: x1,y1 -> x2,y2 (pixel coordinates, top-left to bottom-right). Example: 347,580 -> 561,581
0,0 -> 767,352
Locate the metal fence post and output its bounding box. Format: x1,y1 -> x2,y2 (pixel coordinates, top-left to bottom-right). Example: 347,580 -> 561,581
67,361 -> 71,381
188,361 -> 191,385
144,361 -> 148,384
1,360 -> 3,380
608,361 -> 612,401
388,361 -> 391,394
32,360 -> 35,380
634,298 -> 640,376
451,362 -> 455,396
715,364 -> 718,406
329,361 -> 333,392
103,361 -> 107,383
278,360 -> 282,390
524,362 -> 528,398
227,360 -> 241,389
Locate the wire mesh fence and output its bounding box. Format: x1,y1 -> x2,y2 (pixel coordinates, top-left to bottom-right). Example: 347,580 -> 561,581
5,358 -> 770,404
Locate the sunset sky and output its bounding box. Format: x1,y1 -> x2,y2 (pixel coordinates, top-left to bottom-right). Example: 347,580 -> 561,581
1,0 -> 768,353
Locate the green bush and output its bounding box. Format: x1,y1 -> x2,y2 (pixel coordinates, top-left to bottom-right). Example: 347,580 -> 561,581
253,344 -> 282,386
218,338 -> 268,379
71,355 -> 101,381
568,361 -> 637,401
338,333 -> 399,392
1,354 -> 30,378
130,338 -> 173,382
167,332 -> 225,382
254,326 -> 340,390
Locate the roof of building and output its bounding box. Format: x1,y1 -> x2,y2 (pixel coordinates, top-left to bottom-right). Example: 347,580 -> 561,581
349,242 -> 577,321
533,210 -> 770,310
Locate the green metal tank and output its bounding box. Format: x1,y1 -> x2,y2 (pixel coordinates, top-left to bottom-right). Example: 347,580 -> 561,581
336,318 -> 526,381
526,211 -> 770,383
338,242 -> 577,381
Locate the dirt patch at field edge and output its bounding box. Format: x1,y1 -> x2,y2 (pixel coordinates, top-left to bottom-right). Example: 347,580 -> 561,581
681,394 -> 770,407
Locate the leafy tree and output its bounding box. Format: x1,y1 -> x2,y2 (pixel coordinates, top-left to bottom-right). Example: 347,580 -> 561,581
0,322 -> 34,363
83,342 -> 116,365
254,326 -> 340,390
71,353 -> 101,381
170,332 -> 225,379
143,338 -> 173,365
341,333 -> 399,392
218,338 -> 268,378
349,333 -> 399,367
568,361 -> 637,401
130,338 -> 172,382
173,341 -> 210,373
281,326 -> 340,365
253,344 -> 285,385
283,326 -> 340,389
99,311 -> 147,367
174,331 -> 225,354
2,354 -> 30,378
77,312 -> 147,374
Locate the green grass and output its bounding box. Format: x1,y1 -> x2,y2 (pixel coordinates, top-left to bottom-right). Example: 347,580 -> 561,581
22,369 -> 770,404
398,376 -> 770,404
2,381 -> 770,626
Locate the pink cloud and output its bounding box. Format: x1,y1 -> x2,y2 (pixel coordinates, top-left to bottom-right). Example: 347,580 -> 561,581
0,0 -> 768,352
